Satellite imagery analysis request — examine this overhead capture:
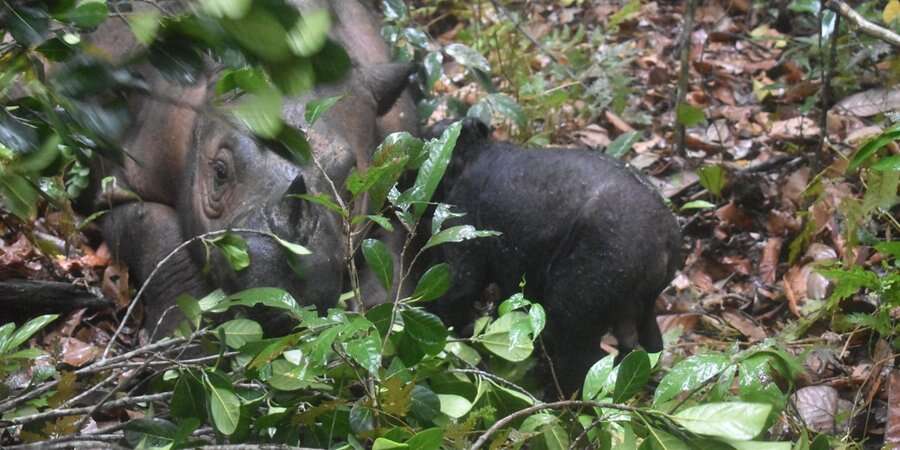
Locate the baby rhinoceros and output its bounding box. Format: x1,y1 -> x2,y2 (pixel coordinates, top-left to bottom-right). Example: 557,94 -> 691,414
427,118 -> 682,394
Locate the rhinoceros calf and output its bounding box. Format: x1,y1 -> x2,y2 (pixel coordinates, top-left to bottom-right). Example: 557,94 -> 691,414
424,119 -> 682,394
86,0 -> 416,336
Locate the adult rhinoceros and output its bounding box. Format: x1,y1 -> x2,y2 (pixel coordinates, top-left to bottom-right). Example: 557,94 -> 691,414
85,0 -> 416,336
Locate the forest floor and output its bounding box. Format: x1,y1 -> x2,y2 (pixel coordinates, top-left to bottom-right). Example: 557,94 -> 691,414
0,0 -> 898,447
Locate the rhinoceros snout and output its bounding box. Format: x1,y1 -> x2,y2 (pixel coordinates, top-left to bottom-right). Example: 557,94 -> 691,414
265,174 -> 309,240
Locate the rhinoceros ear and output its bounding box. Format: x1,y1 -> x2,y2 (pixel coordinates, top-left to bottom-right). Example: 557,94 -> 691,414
360,63 -> 415,116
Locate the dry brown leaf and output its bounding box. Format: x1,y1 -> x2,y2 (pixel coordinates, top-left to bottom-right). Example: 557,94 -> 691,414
766,209 -> 801,236
834,88 -> 900,117
782,266 -> 806,317
759,237 -> 782,284
574,124 -> 610,148
793,385 -> 839,433
102,262 -> 131,310
716,202 -> 754,230
61,337 -> 100,367
769,116 -> 821,141
604,110 -> 634,133
721,309 -> 766,341
658,313 -> 702,335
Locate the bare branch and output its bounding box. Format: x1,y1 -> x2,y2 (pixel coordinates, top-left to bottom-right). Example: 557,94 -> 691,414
825,0 -> 900,47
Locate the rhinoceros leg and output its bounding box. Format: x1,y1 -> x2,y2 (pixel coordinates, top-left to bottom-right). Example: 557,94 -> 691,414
102,202 -> 211,337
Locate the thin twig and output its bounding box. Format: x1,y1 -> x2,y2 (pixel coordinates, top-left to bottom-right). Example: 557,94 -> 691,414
817,9 -> 841,170
674,0 -> 697,157
0,393 -> 172,427
449,368 -> 539,404
825,0 -> 900,47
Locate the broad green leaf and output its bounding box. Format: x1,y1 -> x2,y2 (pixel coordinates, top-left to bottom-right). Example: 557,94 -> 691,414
310,40 -> 351,83
437,394 -> 472,418
210,233 -> 250,271
268,358 -> 316,391
401,308 -> 447,355
124,418 -> 176,450
176,294 -> 201,331
197,289 -> 227,312
676,102 -> 706,127
222,8 -> 291,62
206,373 -> 241,435
362,239 -> 394,291
422,225 -> 500,250
581,355 -> 618,400
698,165 -> 727,197
728,441 -> 792,450
349,400 -> 376,434
4,4 -> 49,46
407,121 -> 461,218
270,125 -> 312,165
0,172 -> 40,221
609,0 -> 640,29
367,214 -> 394,231
528,304 -> 546,339
409,384 -> 441,422
407,428 -> 443,450
305,94 -> 344,125
646,427 -> 691,450
411,263 -> 451,302
423,52 -> 443,92
445,43 -> 490,72
288,9 -> 331,57
606,131 -> 641,158
654,353 -> 730,405
445,341 -> 481,366
4,314 -> 57,353
613,350 -> 650,403
468,94 -> 526,128
127,10 -> 161,45
673,402 -> 772,440
201,0 -> 252,19
476,331 -> 533,361
58,2 -> 108,28
0,323 -> 15,353
345,334 -> 382,375
222,287 -> 303,318
171,374 -> 207,420
215,319 -> 263,349
497,293 -> 530,315
872,155 -> 900,171
382,0 -> 407,20
230,83 -> 283,139
431,203 -> 465,235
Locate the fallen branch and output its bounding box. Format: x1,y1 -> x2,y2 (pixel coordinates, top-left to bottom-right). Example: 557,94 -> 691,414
0,393 -> 172,427
0,280 -> 111,312
824,0 -> 900,47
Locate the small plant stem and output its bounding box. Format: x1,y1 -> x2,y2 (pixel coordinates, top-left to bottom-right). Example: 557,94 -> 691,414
0,393 -> 172,427
817,8 -> 841,172
674,0 -> 696,158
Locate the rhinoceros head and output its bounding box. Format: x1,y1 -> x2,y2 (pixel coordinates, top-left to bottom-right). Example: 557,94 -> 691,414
173,64 -> 412,327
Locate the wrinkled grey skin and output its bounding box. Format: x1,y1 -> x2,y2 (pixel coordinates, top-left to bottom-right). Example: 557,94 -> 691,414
425,119 -> 682,394
88,0 -> 416,336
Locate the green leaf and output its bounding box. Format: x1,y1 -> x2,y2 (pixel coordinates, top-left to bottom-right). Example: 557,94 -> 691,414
367,214 -> 394,231
222,8 -> 291,62
290,193 -> 345,217
3,314 -> 57,353
437,394 -> 472,419
698,165 -> 727,197
423,52 -> 443,92
3,4 -> 49,47
728,441 -> 792,450
872,155 -> 900,171
528,304 -> 546,339
609,0 -> 640,29
268,358 -> 316,391
177,295 -> 202,330
606,131 -> 641,158
305,94 -> 344,126
310,40 -> 351,83
127,10 -> 161,45
400,307 -> 448,355
206,373 -> 242,435
0,172 -> 40,221
221,287 -> 303,319
613,350 -> 650,403
476,332 -> 533,362
680,200 -> 717,211
849,122 -> 900,170
58,2 -> 108,28
346,334 -> 382,375
287,9 -> 332,57
673,402 -> 772,440
362,239 -> 394,291
411,264 -> 451,302
268,125 -> 312,165
124,418 -> 176,450
273,234 -> 312,256
349,400 -> 376,434
216,319 -> 263,349
676,102 -> 706,127
209,233 -> 250,271
468,94 -> 526,128
230,83 -> 283,139
431,203 -> 465,235
655,353 -> 730,405
373,438 -> 408,450
423,225 -> 500,250
406,121 -> 461,218
445,43 -> 490,72
171,374 -> 207,420
382,0 -> 407,21
201,0 -> 252,19
446,341 -> 481,366
409,384 -> 441,422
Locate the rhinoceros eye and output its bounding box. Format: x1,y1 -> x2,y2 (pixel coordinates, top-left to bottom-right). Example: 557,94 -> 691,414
212,159 -> 228,184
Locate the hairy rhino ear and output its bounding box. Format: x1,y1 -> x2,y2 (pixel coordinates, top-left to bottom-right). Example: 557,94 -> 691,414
359,63 -> 415,116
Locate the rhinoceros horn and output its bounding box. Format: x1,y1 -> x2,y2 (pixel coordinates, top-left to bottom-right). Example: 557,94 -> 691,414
360,63 -> 416,116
